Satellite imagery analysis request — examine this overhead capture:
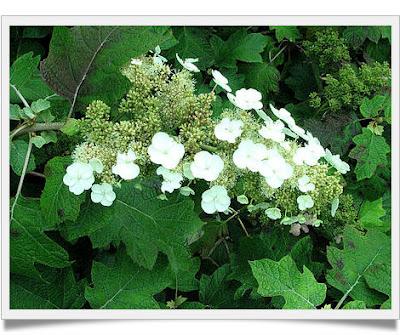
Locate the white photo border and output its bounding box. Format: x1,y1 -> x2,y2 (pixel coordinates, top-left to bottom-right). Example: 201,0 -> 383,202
1,15 -> 399,320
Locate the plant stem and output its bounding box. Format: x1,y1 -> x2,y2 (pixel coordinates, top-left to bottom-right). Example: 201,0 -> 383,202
10,133 -> 33,219
9,123 -> 30,141
11,122 -> 64,137
10,84 -> 30,108
237,217 -> 250,237
270,45 -> 287,64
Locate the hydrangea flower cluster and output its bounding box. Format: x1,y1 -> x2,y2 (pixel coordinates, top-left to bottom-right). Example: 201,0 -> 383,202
63,47 -> 351,235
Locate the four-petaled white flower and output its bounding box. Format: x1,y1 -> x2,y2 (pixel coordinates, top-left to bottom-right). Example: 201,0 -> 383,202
156,166 -> 183,193
131,58 -> 143,66
201,185 -> 231,214
176,53 -> 200,73
293,136 -> 325,166
298,175 -> 315,193
258,116 -> 286,143
233,139 -> 268,172
214,118 -> 244,143
258,149 -> 293,189
297,194 -> 314,211
90,183 -> 116,207
324,149 -> 350,174
211,70 -> 231,92
63,162 -> 95,195
153,45 -> 167,65
190,151 -> 224,182
148,132 -> 185,169
227,88 -> 263,110
112,149 -> 140,180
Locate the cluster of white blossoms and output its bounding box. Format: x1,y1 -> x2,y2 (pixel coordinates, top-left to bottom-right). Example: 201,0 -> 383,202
63,48 -> 350,227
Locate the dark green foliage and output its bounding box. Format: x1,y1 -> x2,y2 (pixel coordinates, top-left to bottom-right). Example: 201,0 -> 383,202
9,25 -> 392,311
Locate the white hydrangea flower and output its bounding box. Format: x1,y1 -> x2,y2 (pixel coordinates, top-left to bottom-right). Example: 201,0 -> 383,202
324,149 -> 350,174
190,151 -> 224,182
176,53 -> 200,72
270,104 -> 295,126
112,149 -> 140,180
297,194 -> 314,211
258,149 -> 293,188
227,88 -> 263,110
293,136 -> 325,166
214,117 -> 244,143
156,166 -> 183,193
211,70 -> 231,92
201,185 -> 231,214
258,116 -> 286,143
148,132 -> 185,169
232,139 -> 268,172
90,183 -> 116,207
153,45 -> 167,65
63,162 -> 95,195
130,58 -> 143,66
298,175 -> 315,193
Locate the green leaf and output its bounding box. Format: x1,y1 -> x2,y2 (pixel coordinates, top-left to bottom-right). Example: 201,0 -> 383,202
41,26 -> 177,109
10,197 -> 70,280
343,27 -> 368,48
23,26 -> 52,39
85,248 -> 173,309
349,128 -> 390,180
271,26 -> 301,42
360,95 -> 388,118
11,267 -> 86,309
358,198 -> 389,232
326,227 -> 390,307
167,27 -> 214,70
240,63 -> 280,95
10,104 -> 22,120
63,180 -> 203,274
10,52 -> 53,104
250,255 -> 327,309
40,156 -> 85,227
10,139 -> 36,176
210,29 -> 269,69
31,98 -> 51,114
199,264 -> 237,308
364,262 -> 391,308
343,300 -> 367,309
229,231 -> 322,299
285,63 -> 318,101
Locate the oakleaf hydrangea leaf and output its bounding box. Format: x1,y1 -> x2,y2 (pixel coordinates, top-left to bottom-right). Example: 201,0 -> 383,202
250,255 -> 327,309
41,26 -> 177,109
358,198 -> 389,232
63,180 -> 203,274
11,267 -> 86,309
85,248 -> 173,309
40,156 -> 86,227
326,226 -> 390,307
349,128 -> 390,180
270,26 -> 301,42
210,29 -> 269,69
10,140 -> 36,176
10,52 -> 53,104
10,197 -> 70,280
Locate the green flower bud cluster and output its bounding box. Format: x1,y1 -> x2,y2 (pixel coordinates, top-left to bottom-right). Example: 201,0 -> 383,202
303,29 -> 350,73
310,62 -> 391,112
73,57 -> 215,181
318,194 -> 357,240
